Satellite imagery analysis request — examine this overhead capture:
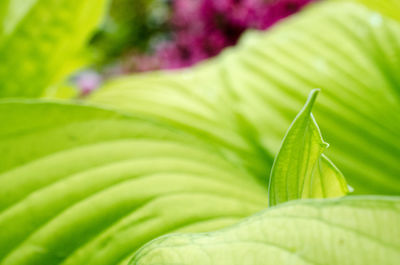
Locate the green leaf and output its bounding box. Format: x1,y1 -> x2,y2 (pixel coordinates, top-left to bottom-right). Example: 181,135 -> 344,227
131,196 -> 400,265
91,1 -> 400,195
91,71 -> 273,182
332,0 -> 400,22
268,89 -> 348,206
0,0 -> 109,98
0,100 -> 267,265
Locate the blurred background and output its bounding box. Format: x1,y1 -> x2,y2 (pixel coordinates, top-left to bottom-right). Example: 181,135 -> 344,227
74,0 -> 318,95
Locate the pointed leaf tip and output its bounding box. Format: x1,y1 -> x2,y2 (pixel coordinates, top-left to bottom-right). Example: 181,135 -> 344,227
303,89 -> 320,114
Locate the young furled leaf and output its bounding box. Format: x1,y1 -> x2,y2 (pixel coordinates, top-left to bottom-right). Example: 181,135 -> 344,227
268,89 -> 348,207
131,196 -> 400,265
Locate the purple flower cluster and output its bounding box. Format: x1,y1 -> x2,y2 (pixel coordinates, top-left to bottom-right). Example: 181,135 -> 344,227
142,0 -> 317,70
76,0 -> 317,95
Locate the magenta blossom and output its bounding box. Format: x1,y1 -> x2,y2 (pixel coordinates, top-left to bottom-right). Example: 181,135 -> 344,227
137,0 -> 318,71
75,71 -> 102,95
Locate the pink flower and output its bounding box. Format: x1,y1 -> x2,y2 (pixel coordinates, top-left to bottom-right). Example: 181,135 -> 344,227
133,0 -> 319,71
76,71 -> 102,95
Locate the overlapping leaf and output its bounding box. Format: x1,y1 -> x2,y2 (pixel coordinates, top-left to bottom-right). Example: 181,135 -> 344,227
0,101 -> 267,265
131,196 -> 400,265
0,0 -> 109,97
91,2 -> 400,194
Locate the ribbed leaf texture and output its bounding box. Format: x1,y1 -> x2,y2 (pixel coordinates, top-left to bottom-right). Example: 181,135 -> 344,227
131,196 -> 400,265
0,101 -> 267,265
91,2 -> 400,195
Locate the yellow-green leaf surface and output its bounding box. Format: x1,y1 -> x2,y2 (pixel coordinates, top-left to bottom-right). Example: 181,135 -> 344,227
269,90 -> 348,206
131,196 -> 400,265
333,0 -> 400,22
0,101 -> 267,265
92,70 -> 274,181
91,1 -> 400,195
0,0 -> 109,98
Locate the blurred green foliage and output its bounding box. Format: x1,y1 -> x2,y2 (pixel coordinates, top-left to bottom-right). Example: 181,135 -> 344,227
0,0 -> 109,97
89,0 -> 171,65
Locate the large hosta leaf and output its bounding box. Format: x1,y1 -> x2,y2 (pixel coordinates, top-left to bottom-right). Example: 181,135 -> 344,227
93,69 -> 274,181
269,89 -> 348,206
91,1 -> 400,195
0,0 -> 109,98
0,101 -> 267,265
131,196 -> 400,265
